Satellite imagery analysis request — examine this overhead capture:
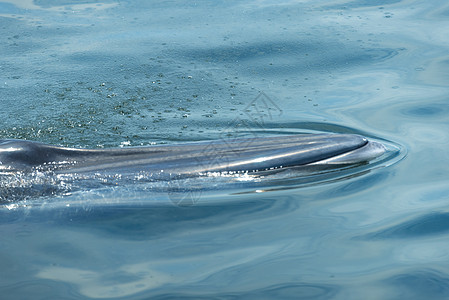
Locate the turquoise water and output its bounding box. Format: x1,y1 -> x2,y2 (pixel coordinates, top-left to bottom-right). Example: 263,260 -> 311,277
1,0 -> 449,299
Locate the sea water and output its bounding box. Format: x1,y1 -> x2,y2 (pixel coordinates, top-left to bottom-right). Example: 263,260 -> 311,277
1,0 -> 449,299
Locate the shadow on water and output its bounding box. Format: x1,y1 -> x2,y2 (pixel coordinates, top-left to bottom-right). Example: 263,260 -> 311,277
324,0 -> 403,10
315,171 -> 390,199
0,195 -> 301,241
358,212 -> 449,239
180,41 -> 400,75
386,269 -> 449,300
0,281 -> 339,300
149,282 -> 339,300
400,100 -> 449,120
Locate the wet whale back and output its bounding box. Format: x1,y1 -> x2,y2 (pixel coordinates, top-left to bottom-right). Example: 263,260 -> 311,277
0,134 -> 369,176
0,134 -> 392,203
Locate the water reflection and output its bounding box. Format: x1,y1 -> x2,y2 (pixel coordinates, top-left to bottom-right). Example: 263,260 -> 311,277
386,269 -> 449,299
325,0 -> 402,10
361,212 -> 449,239
2,195 -> 331,298
182,41 -> 399,75
0,0 -> 117,12
148,283 -> 339,299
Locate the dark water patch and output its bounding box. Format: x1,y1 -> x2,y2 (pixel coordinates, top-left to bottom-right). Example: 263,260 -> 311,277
149,282 -> 339,300
325,0 -> 402,10
38,241 -> 88,261
361,212 -> 449,239
66,52 -> 123,65
0,281 -> 80,300
386,270 -> 449,300
316,172 -> 389,199
401,102 -> 449,119
437,7 -> 449,17
0,197 -> 296,241
180,41 -> 399,75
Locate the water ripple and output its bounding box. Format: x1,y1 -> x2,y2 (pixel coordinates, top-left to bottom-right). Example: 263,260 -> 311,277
361,212 -> 449,239
386,269 -> 449,299
149,282 -> 339,300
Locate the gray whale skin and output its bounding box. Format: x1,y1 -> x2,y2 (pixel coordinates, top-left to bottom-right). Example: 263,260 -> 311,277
0,134 -> 385,177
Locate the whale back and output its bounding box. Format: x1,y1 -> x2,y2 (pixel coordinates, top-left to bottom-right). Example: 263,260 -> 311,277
0,134 -> 370,176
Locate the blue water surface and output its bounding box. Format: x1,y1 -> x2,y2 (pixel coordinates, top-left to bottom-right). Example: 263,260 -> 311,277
1,0 -> 449,299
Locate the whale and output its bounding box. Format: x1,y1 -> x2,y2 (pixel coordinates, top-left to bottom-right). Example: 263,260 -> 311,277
0,133 -> 388,205
0,134 -> 387,203
0,134 -> 385,176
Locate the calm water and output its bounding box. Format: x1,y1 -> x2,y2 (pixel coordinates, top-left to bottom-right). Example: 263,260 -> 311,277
1,0 -> 449,299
